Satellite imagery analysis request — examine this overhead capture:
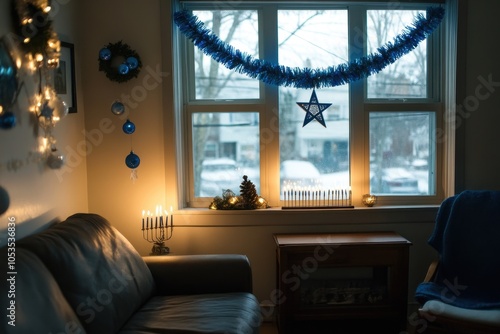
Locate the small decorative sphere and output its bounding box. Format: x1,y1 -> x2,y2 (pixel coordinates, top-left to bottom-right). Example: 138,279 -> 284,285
47,151 -> 65,169
118,63 -> 129,75
125,151 -> 140,169
111,101 -> 125,115
99,48 -> 111,61
0,185 -> 10,215
122,119 -> 136,134
362,194 -> 377,207
0,111 -> 16,129
126,56 -> 139,69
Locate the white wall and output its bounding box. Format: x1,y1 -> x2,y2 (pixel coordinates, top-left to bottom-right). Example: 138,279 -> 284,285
0,0 -> 88,246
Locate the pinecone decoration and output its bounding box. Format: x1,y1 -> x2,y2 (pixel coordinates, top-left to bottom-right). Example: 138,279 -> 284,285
240,175 -> 258,209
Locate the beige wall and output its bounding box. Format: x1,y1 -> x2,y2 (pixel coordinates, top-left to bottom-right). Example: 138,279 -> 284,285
0,0 -> 88,244
1,0 -> 499,311
77,0 -> 438,305
459,0 -> 500,190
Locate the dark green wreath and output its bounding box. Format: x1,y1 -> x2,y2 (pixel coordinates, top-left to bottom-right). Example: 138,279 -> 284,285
98,41 -> 142,83
11,0 -> 57,58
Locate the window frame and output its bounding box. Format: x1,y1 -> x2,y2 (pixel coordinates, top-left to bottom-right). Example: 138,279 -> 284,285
175,0 -> 446,208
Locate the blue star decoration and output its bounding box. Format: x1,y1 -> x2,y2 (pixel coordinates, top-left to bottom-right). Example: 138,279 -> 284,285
296,89 -> 332,128
40,101 -> 54,119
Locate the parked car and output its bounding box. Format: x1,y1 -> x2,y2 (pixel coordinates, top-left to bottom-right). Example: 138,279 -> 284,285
370,167 -> 420,194
280,160 -> 322,189
200,158 -> 241,197
199,158 -> 260,197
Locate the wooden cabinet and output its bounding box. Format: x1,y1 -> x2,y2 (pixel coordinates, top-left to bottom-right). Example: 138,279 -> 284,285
274,232 -> 412,333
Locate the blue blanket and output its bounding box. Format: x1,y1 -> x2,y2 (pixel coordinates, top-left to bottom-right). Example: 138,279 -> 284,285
415,190 -> 500,309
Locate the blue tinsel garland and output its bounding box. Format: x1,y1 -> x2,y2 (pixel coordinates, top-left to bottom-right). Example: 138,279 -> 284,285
174,7 -> 445,89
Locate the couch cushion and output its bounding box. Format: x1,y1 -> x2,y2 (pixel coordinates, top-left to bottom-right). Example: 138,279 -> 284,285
119,292 -> 262,334
17,213 -> 155,334
1,248 -> 86,334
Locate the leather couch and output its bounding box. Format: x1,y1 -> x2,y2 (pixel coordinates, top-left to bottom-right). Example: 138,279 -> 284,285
1,213 -> 262,333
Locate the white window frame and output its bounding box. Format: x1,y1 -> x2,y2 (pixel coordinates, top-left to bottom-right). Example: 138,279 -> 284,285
173,0 -> 449,209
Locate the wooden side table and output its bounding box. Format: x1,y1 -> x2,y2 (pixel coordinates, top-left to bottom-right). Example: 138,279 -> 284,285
274,232 -> 412,333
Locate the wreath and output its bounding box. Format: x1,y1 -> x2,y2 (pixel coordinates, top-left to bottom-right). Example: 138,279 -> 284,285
98,41 -> 142,83
11,0 -> 60,67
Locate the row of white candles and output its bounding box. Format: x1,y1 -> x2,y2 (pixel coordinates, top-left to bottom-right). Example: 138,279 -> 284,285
283,188 -> 352,208
141,205 -> 173,230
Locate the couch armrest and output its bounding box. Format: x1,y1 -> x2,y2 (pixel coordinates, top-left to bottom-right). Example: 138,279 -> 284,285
143,254 -> 253,295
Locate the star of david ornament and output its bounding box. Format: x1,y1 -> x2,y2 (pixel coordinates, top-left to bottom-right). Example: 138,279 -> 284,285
40,101 -> 54,119
296,89 -> 332,128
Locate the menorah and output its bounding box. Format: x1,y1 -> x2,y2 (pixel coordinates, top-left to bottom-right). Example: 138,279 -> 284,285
282,188 -> 353,209
141,206 -> 173,255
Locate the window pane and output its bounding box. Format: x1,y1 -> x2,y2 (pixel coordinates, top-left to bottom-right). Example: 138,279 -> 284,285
192,112 -> 260,197
367,10 -> 427,99
369,112 -> 435,195
278,10 -> 350,196
193,10 -> 259,100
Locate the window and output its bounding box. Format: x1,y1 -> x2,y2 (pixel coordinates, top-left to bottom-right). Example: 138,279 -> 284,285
176,1 -> 445,207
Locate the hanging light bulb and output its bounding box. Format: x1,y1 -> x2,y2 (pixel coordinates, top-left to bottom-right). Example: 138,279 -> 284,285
34,53 -> 44,68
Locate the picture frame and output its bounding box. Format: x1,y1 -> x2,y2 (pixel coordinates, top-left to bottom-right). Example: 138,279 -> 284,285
53,41 -> 77,113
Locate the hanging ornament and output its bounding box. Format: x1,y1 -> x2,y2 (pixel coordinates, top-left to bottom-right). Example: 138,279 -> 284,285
296,89 -> 332,128
0,108 -> 16,130
122,119 -> 136,134
111,101 -> 125,115
125,151 -> 140,168
125,150 -> 140,182
0,37 -> 20,130
36,86 -> 69,130
47,146 -> 65,169
0,185 -> 10,215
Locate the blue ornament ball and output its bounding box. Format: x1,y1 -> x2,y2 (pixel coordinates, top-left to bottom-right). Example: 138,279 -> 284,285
126,56 -> 139,70
99,48 -> 111,61
111,101 -> 125,115
122,119 -> 136,134
0,111 -> 16,130
118,63 -> 130,75
125,151 -> 140,169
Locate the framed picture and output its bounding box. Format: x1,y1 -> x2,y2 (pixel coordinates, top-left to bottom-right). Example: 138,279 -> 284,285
53,41 -> 77,113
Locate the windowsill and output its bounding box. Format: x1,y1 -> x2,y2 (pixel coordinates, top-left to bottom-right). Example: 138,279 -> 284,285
172,205 -> 439,227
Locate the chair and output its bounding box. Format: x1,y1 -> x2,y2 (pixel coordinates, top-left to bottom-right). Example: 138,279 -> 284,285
413,190 -> 500,333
